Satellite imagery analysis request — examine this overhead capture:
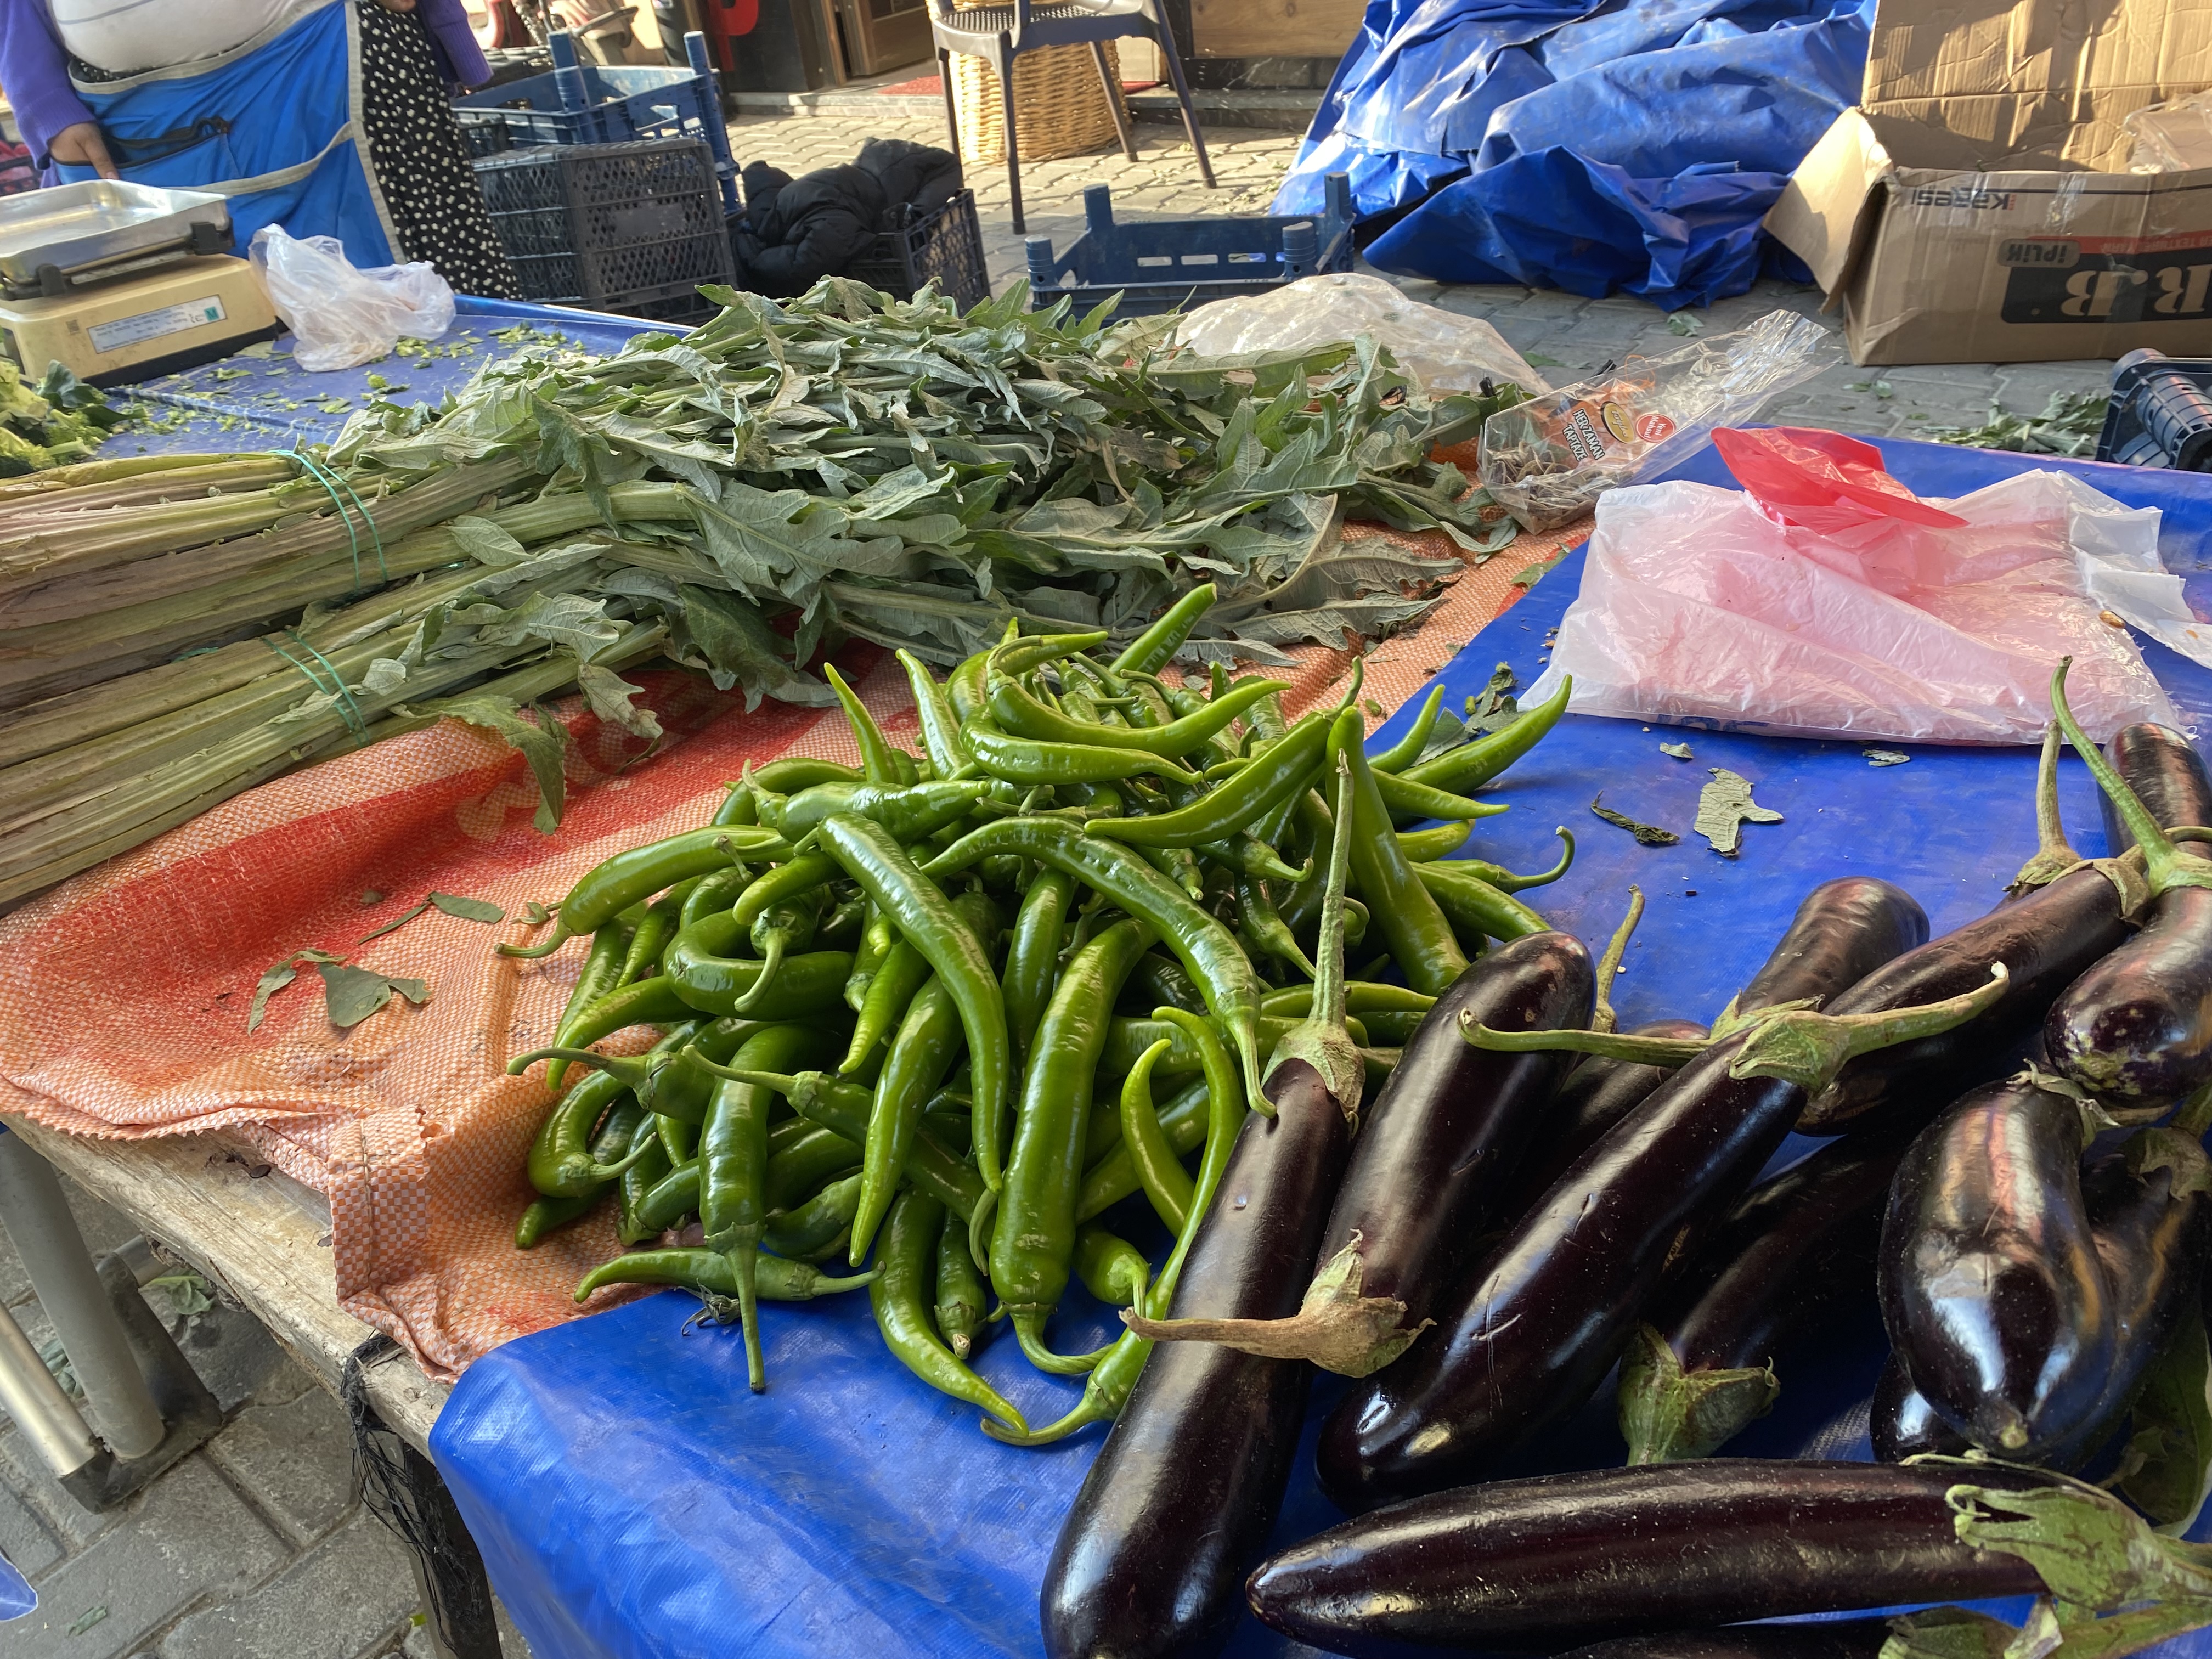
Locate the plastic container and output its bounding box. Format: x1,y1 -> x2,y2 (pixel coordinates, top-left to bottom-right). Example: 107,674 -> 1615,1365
455,29 -> 738,212
1023,173 -> 1354,315
473,138 -> 735,326
2097,348 -> 2212,471
847,190 -> 991,312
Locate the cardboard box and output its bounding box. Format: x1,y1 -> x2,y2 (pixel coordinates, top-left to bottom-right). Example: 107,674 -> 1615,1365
1765,0 -> 2212,365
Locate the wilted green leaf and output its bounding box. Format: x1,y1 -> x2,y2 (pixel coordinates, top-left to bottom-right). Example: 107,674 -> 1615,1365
1591,795 -> 1679,847
428,892 -> 505,923
355,902 -> 430,946
1695,768 -> 1783,856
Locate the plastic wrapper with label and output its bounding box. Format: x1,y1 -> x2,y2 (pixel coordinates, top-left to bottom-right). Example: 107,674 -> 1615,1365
248,225 -> 455,373
1175,273 -> 1552,398
1527,426 -> 2185,745
1479,309 -> 1837,531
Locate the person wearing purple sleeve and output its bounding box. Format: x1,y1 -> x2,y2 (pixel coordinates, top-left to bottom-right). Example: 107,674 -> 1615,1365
2,0 -> 518,297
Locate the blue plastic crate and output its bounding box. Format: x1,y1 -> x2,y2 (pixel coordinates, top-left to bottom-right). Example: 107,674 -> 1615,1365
1023,173 -> 1354,315
2098,348 -> 2212,470
456,30 -> 737,212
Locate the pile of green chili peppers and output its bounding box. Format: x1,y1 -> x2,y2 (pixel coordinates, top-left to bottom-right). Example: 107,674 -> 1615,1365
498,583 -> 1575,1436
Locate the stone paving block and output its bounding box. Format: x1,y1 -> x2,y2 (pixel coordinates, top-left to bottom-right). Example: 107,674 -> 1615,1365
204,1383 -> 358,1547
0,1468 -> 63,1582
160,1505 -> 417,1659
3,1456 -> 283,1659
0,1423 -> 118,1556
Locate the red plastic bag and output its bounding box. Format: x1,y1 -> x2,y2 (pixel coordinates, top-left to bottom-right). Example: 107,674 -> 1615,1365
1710,427 -> 1968,534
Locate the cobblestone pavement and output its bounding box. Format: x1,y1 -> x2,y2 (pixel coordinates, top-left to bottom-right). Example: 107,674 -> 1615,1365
0,1172 -> 529,1659
0,103 -> 2125,1659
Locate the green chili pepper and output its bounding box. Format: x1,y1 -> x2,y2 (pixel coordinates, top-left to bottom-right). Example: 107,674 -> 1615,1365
1327,707 -> 1467,995
1074,1223 -> 1152,1308
730,853 -> 838,928
679,864 -> 754,932
816,814 -> 1012,1191
763,1120 -> 864,1212
852,975 -> 962,1263
840,939 -> 930,1074
634,1158 -> 700,1235
823,663 -> 903,786
962,717 -> 1202,788
618,879 -> 698,987
816,890 -> 865,951
1237,874 -> 1318,979
499,826 -> 792,958
1368,685 -> 1445,774
845,906 -> 892,1011
933,1203 -> 990,1359
619,1116 -> 675,1246
986,672 -> 1290,759
1141,843 -> 1207,902
1372,768 -> 1509,825
994,915 -> 1156,1375
515,1093 -> 646,1246
1403,674 -> 1572,793
1082,713 -> 1328,847
750,757 -> 866,795
574,1248 -> 876,1302
874,1187 -> 1030,1431
662,913 -> 855,1020
543,912 -> 637,1093
1112,583 -> 1215,675
511,1017 -> 771,1125
1098,1012 -> 1363,1077
541,975 -> 696,1059
735,888 -> 824,1015
923,816 -> 1267,1109
526,1026 -> 696,1196
1194,832 -> 1310,887
711,785 -> 758,827
898,650 -> 978,779
1396,820 -> 1474,862
944,630 -> 1007,726
1124,951 -> 1204,1017
700,1022 -> 835,1391
1002,868 -> 1074,1069
1119,1036 -> 1194,1232
1414,860 -> 1549,943
1077,1076 -> 1209,1221
1084,1071 -> 1207,1166
988,1005 -> 1246,1444
764,1171 -> 864,1261
764,779 -> 993,842
657,1113 -> 699,1166
723,1066 -> 986,1222
1454,828 -> 1575,892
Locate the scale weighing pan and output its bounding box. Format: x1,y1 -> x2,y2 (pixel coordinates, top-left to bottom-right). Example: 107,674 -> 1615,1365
0,181 -> 230,284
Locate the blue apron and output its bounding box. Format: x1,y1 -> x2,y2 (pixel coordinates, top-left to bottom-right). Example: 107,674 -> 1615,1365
54,0 -> 399,266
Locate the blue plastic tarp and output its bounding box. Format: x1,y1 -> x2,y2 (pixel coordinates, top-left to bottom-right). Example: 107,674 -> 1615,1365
1275,0 -> 1870,308
429,436 -> 2212,1659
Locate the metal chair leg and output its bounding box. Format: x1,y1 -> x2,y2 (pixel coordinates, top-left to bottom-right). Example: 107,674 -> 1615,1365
936,43 -> 961,154
1092,40 -> 1138,162
998,38 -> 1026,234
1149,4 -> 1215,187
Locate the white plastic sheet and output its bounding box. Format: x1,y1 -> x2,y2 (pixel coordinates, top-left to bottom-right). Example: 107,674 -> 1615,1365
1176,273 -> 1551,397
249,225 -> 455,373
1529,467 -> 2184,744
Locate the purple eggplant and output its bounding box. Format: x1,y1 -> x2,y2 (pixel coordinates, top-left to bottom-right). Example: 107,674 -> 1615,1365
1870,1355 -> 1970,1462
1245,1460 -> 2049,1656
1124,931 -> 1594,1375
1877,1074 -> 2109,1457
1554,1627 -> 1895,1659
1319,878 -> 1961,1511
1517,1018 -> 1711,1200
1621,1130 -> 1907,1463
2047,719 -> 2212,1106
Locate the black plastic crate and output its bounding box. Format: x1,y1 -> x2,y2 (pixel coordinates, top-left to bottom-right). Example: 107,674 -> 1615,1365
460,119 -> 512,160
847,190 -> 990,312
2097,349 -> 2212,470
474,138 -> 735,324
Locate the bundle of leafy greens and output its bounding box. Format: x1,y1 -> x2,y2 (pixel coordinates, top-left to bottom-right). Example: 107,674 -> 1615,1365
0,362 -> 127,475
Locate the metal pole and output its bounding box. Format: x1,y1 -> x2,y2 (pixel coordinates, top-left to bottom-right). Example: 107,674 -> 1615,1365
0,1128 -> 166,1460
0,1298 -> 98,1480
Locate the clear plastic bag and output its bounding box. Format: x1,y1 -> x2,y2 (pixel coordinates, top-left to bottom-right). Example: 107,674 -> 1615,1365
1526,427 -> 2181,745
1175,273 -> 1552,397
249,225 -> 455,373
2125,92 -> 2212,173
1477,309 -> 1838,532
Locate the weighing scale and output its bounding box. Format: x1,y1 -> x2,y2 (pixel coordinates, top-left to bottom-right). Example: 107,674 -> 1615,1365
0,182 -> 276,385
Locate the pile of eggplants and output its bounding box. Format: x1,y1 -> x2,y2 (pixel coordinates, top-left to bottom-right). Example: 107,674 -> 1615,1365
1040,684 -> 2212,1659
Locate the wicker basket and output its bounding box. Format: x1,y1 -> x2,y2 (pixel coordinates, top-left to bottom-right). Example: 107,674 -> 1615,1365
950,38 -> 1125,166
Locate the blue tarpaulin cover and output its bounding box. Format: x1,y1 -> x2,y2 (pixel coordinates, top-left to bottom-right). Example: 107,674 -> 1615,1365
428,437 -> 2212,1659
1274,0 -> 1872,309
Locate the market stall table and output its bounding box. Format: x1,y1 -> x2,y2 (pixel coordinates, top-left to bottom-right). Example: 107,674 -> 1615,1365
428,432 -> 2212,1659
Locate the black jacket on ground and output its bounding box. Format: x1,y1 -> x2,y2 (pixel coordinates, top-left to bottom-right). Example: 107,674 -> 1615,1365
733,137 -> 962,297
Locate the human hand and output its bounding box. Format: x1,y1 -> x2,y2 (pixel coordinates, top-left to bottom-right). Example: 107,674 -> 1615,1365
48,122 -> 117,178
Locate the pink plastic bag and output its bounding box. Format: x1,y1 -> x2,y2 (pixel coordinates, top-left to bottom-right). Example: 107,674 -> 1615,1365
1525,428 -> 2182,744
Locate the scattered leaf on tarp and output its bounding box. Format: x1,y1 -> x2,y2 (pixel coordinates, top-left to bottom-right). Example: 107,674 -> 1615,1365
1865,748 -> 1911,766
358,888 -> 385,906
1511,544 -> 1575,589
66,1605 -> 107,1637
428,891 -> 505,923
1666,313 -> 1704,336
1465,662 -> 1522,735
1660,742 -> 1694,760
354,901 -> 430,946
1591,794 -> 1680,847
1362,697 -> 1385,718
247,947 -> 347,1030
1525,353 -> 1564,368
1695,768 -> 1784,856
318,963 -> 431,1029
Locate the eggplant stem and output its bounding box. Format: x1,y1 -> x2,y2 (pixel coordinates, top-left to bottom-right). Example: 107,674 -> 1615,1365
2008,719 -> 2081,894
1592,884 -> 1644,1036
1460,1018 -> 1709,1067
1728,963 -> 2011,1091
2051,657 -> 2212,900
1120,1235 -> 1431,1377
1616,1323 -> 1778,1465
